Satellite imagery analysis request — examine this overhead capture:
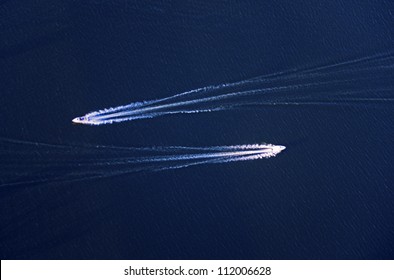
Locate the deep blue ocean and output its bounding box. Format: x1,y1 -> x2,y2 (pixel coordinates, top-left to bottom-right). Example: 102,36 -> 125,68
0,0 -> 393,259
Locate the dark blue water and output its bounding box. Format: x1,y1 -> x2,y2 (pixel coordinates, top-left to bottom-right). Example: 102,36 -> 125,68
0,0 -> 393,259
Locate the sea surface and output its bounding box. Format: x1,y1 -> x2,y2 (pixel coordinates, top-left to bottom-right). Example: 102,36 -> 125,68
0,0 -> 393,259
